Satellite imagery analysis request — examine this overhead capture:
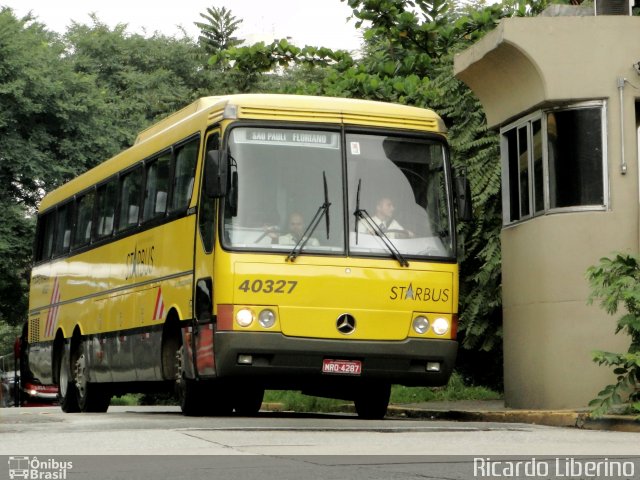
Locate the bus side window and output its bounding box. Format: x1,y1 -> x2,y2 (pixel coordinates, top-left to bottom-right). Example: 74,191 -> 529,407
143,152 -> 171,222
52,202 -> 73,257
35,211 -> 56,262
117,167 -> 143,231
73,191 -> 95,249
170,139 -> 198,212
95,178 -> 117,239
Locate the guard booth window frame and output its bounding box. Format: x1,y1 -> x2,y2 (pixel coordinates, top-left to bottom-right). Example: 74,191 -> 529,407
500,101 -> 608,226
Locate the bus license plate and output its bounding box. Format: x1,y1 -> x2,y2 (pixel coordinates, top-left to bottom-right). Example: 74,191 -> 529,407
322,359 -> 362,375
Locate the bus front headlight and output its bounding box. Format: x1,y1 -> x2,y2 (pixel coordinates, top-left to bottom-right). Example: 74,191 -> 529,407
258,309 -> 276,328
236,308 -> 254,327
432,317 -> 450,336
412,316 -> 430,334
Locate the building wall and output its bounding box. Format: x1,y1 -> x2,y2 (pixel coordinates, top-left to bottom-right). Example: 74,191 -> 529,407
454,15 -> 640,408
455,17 -> 640,128
502,214 -> 632,408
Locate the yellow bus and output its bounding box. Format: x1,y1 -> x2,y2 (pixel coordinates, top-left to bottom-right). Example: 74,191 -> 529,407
26,94 -> 470,419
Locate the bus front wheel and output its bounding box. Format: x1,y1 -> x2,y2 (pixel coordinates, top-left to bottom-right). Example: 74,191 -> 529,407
354,383 -> 391,420
176,345 -> 206,416
233,385 -> 264,416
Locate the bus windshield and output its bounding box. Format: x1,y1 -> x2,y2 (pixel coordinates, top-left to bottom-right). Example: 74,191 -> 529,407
222,126 -> 453,260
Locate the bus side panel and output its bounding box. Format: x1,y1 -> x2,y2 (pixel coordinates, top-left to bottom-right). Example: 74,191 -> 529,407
26,341 -> 54,385
90,217 -> 195,384
26,263 -> 57,385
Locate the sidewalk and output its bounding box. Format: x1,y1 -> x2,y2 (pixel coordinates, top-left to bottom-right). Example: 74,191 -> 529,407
385,400 -> 640,432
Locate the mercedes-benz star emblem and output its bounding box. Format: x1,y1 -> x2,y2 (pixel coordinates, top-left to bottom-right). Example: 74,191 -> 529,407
336,314 -> 356,334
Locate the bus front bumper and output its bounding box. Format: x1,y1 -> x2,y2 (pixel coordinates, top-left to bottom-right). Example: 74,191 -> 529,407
213,331 -> 458,388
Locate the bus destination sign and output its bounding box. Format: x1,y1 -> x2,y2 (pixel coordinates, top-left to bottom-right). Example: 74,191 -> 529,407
236,128 -> 339,149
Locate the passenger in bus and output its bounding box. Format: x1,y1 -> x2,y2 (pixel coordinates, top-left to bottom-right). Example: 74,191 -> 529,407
359,197 -> 414,238
270,212 -> 320,246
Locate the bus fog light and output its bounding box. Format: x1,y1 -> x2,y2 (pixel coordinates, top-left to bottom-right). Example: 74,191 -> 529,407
432,317 -> 450,335
258,309 -> 276,328
412,316 -> 430,334
238,354 -> 253,365
236,308 -> 254,327
426,362 -> 441,372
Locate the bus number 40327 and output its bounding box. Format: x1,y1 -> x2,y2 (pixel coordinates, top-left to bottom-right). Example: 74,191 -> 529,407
237,279 -> 298,294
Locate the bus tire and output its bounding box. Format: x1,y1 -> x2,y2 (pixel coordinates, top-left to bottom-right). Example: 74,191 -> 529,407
233,385 -> 264,416
354,383 -> 390,420
79,384 -> 111,413
176,345 -> 205,416
201,380 -> 233,416
73,341 -> 110,413
178,378 -> 204,416
58,348 -> 80,413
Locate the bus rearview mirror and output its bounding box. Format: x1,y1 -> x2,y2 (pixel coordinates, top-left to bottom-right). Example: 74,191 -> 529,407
454,175 -> 472,222
205,150 -> 227,198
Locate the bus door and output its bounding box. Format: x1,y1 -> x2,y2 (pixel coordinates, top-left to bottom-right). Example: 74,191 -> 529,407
191,130 -> 220,377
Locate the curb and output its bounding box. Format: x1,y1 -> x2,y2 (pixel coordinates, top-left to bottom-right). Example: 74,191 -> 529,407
386,406 -> 640,432
261,403 -> 640,432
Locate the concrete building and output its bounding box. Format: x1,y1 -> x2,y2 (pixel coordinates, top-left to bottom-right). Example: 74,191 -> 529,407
454,6 -> 640,409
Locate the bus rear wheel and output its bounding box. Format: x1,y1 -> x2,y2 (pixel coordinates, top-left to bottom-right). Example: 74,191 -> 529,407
354,383 -> 391,420
73,342 -> 111,413
58,348 -> 80,413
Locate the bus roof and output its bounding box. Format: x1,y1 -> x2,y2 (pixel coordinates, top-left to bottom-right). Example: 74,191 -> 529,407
39,94 -> 446,212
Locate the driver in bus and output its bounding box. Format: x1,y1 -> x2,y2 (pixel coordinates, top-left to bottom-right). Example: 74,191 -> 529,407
359,197 -> 414,239
270,212 -> 320,246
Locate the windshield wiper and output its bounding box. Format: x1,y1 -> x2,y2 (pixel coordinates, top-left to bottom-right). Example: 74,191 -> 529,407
353,179 -> 409,268
286,172 -> 331,262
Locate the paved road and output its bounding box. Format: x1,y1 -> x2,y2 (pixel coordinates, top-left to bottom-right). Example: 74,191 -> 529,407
1,406 -> 639,479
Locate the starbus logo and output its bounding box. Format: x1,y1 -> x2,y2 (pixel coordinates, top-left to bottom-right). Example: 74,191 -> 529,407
125,244 -> 155,280
8,456 -> 73,480
389,283 -> 450,303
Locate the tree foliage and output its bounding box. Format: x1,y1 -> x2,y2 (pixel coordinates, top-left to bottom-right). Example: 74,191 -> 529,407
195,6 -> 243,55
587,254 -> 640,417
0,9 -> 104,209
0,9 -> 111,328
64,15 -> 216,139
0,9 -> 215,334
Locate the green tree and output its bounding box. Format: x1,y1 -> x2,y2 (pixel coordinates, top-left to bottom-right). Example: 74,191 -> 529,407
195,6 -> 243,55
64,15 -> 215,139
211,39 -> 353,92
0,10 -> 213,352
587,254 -> 640,417
0,322 -> 21,357
0,9 -> 111,209
0,206 -> 33,330
0,9 -> 114,334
